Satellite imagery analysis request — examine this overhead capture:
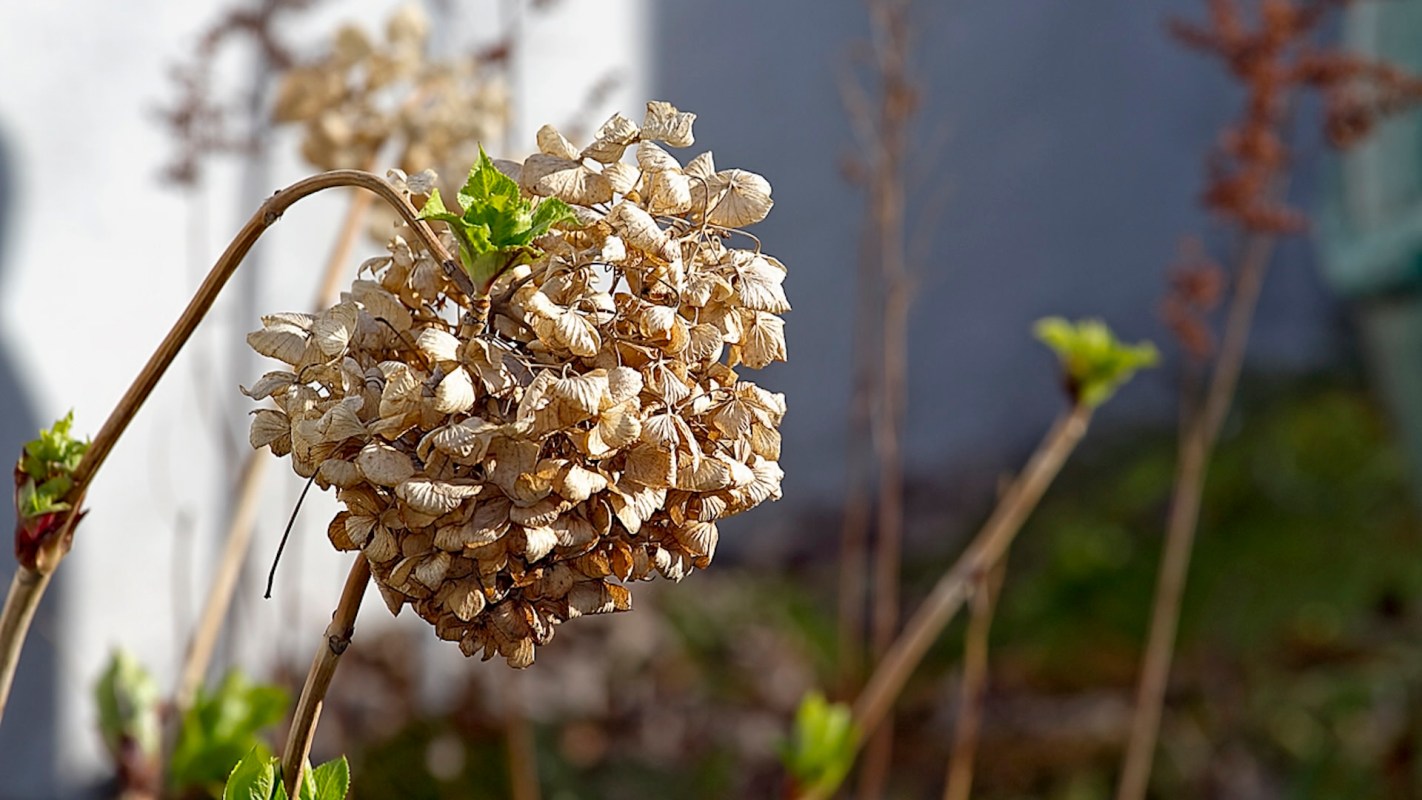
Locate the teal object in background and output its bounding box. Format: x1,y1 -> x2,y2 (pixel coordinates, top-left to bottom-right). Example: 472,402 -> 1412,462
1320,2 -> 1422,504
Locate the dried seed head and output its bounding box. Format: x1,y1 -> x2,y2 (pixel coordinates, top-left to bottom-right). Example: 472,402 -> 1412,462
247,102 -> 787,667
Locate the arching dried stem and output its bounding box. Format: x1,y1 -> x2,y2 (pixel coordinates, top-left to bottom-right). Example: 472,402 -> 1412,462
0,169 -> 465,727
173,178 -> 382,728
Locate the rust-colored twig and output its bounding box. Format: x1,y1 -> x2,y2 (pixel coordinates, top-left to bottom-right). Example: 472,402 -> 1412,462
941,553 -> 1007,800
1111,1 -> 1422,794
281,555 -> 371,796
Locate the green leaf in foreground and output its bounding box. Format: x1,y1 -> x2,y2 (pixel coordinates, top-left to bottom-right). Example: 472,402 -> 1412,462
309,757 -> 350,800
779,692 -> 858,797
221,753 -> 350,800
222,749 -> 278,800
418,146 -> 577,290
1035,317 -> 1158,408
16,411 -> 89,519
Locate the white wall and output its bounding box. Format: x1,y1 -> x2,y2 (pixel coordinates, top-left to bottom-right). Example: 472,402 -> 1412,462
0,0 -> 646,793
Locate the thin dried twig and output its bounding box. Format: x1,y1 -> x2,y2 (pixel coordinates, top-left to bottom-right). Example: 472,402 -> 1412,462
281,555 -> 371,796
797,404 -> 1092,800
850,0 -> 918,794
1115,232 -> 1274,800
942,554 -> 1007,800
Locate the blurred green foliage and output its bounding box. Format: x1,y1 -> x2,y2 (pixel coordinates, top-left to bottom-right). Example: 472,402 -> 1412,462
171,671 -> 290,797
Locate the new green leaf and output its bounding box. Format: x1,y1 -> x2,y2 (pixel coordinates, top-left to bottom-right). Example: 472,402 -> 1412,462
309,757 -> 350,800
222,749 -> 278,800
418,147 -> 577,291
1036,317 -> 1158,408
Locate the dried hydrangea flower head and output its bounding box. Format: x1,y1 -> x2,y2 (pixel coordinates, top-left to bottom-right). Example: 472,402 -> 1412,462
246,102 -> 787,667
272,4 -> 510,174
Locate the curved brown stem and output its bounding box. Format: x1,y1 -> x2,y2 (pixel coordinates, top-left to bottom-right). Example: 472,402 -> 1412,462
173,169 -> 384,728
68,170 -> 459,501
0,170 -> 460,728
281,555 -> 371,797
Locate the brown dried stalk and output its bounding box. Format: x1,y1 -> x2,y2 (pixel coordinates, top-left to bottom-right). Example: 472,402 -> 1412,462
796,404 -> 1091,800
0,169 -> 461,727
840,0 -> 918,793
941,553 -> 1006,800
1115,232 -> 1274,800
281,555 -> 371,796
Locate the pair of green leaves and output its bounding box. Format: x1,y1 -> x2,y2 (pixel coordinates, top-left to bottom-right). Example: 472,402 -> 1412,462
16,410 -> 89,519
1035,317 -> 1159,408
223,750 -> 349,800
779,692 -> 858,797
417,147 -> 576,292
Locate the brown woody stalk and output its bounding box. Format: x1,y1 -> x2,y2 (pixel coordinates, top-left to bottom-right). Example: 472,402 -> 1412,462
1115,232 -> 1273,800
941,553 -> 1007,800
0,169 -> 461,727
281,555 -> 371,796
797,404 -> 1091,800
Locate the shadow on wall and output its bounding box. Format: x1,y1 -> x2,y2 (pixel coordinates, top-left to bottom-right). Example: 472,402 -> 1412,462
0,125 -> 62,798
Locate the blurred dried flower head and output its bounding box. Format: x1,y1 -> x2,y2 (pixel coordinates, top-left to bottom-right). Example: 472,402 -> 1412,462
245,102 -> 787,667
1171,0 -> 1422,233
271,3 -> 510,173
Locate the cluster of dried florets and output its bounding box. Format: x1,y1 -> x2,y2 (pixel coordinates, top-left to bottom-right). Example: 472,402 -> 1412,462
1171,0 -> 1422,233
245,102 -> 787,667
271,4 -> 510,173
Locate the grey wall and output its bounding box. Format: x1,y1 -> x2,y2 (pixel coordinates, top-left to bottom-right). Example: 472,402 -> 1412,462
653,0 -> 1348,513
